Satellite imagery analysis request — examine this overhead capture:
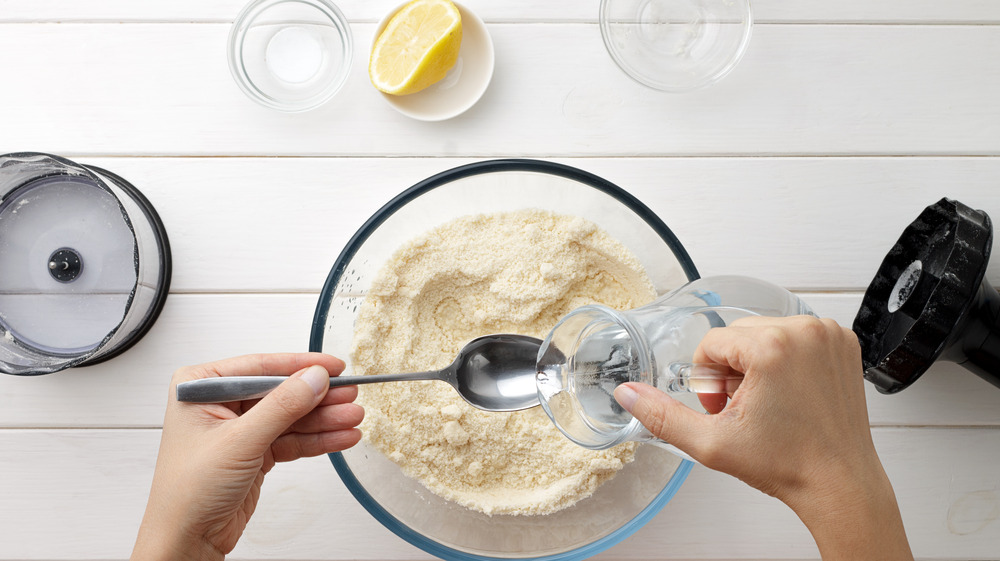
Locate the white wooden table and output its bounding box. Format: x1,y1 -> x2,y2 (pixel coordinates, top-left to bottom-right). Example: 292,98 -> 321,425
2,1 -> 1000,559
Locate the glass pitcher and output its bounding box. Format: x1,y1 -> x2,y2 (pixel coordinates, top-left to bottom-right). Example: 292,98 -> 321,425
536,275 -> 813,459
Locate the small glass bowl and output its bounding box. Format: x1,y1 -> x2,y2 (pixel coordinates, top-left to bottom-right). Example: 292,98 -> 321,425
228,0 -> 352,112
600,0 -> 753,92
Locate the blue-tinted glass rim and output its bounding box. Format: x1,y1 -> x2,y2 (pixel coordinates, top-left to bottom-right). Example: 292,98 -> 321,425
328,451 -> 693,561
310,158 -> 699,560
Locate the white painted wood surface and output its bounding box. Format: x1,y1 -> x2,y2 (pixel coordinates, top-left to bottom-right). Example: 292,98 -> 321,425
0,24 -> 998,156
1,1 -> 1000,23
2,428 -> 998,560
1,2 -> 999,560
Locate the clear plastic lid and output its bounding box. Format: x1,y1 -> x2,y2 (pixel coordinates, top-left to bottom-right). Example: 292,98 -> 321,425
0,154 -> 138,374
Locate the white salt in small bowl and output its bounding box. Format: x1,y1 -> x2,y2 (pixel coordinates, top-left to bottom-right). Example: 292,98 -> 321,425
228,0 -> 353,112
372,1 -> 495,121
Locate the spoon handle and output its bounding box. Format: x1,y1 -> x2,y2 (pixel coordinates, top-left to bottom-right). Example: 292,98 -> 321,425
176,371 -> 442,403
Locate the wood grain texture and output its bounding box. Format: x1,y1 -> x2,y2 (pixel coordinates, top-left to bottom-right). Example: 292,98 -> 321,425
1,293 -> 998,429
1,1 -> 999,23
1,428 -> 997,560
9,156 -> 994,293
0,25 -> 998,156
2,5 -> 999,561
0,294 -> 319,428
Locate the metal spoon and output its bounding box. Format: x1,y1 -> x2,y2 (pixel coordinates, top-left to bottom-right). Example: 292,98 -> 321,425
175,334 -> 543,412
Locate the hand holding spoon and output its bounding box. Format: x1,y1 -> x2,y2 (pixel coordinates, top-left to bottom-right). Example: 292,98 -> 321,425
176,334 -> 543,412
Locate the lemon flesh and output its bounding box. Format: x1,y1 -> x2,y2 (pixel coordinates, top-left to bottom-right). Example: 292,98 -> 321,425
370,0 -> 463,96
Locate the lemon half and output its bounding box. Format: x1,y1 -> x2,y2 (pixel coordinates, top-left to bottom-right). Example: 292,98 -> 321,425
369,0 -> 463,96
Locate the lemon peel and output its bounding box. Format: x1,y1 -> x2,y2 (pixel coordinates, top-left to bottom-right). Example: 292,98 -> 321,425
369,0 -> 463,96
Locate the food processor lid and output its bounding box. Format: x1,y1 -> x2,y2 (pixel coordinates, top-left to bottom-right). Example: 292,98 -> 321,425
0,153 -> 149,375
853,198 -> 993,393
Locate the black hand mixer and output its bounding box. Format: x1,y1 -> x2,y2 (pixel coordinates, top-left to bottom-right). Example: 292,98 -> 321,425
853,198 -> 1000,393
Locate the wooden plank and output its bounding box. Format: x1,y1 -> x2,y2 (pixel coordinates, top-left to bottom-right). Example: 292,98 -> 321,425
43,156 -> 1000,293
759,0 -> 1000,24
1,293 -> 998,429
629,427 -> 1000,560
801,293 -> 1000,428
0,427 -> 996,559
1,1 -> 999,23
0,25 -> 998,156
0,294 -> 320,428
567,158 -> 1000,291
0,7 -> 992,561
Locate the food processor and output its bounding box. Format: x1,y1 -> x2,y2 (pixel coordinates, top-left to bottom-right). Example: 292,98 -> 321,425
0,153 -> 171,376
853,198 -> 1000,393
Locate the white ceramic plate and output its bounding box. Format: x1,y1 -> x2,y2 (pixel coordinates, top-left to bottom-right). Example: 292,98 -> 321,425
372,1 -> 494,121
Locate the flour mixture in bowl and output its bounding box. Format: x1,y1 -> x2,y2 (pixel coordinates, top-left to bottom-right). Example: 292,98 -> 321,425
350,209 -> 656,516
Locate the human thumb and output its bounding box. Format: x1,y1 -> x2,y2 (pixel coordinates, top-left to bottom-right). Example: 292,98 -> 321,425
614,382 -> 714,460
234,365 -> 330,453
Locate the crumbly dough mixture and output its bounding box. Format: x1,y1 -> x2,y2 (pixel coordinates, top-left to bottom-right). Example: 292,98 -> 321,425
350,209 -> 656,516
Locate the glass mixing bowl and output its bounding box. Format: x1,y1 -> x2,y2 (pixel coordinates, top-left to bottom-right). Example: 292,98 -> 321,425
310,159 -> 698,560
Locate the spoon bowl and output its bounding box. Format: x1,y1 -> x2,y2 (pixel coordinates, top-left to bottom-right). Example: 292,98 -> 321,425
175,334 -> 543,412
450,334 -> 542,411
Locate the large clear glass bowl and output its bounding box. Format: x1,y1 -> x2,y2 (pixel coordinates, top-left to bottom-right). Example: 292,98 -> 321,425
310,159 -> 698,560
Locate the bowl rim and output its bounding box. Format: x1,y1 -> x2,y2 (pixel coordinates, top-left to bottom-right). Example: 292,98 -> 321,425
310,158 -> 699,560
330,451 -> 693,561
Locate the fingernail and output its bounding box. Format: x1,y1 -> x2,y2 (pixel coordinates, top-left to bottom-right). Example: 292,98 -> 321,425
614,384 -> 638,413
300,365 -> 329,396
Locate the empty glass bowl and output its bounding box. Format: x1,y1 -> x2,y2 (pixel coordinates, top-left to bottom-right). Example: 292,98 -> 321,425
228,0 -> 352,111
311,159 -> 698,560
600,0 -> 753,92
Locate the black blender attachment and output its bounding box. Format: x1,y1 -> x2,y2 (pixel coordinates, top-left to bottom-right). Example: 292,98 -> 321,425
0,153 -> 172,375
853,198 -> 1000,394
